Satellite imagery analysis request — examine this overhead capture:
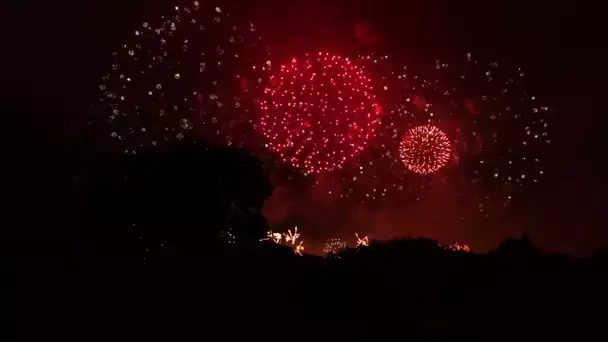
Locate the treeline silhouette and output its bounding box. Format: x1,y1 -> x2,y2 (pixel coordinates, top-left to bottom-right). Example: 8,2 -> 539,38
3,141 -> 607,341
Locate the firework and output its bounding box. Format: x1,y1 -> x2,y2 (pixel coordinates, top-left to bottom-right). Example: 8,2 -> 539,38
310,52 -> 422,204
445,242 -> 471,252
399,125 -> 452,175
356,233 -> 369,247
295,241 -> 305,256
261,227 -> 304,254
305,54 -> 435,203
391,54 -> 550,205
261,230 -> 282,243
96,1 -> 271,154
323,238 -> 348,255
219,228 -> 236,244
325,53 -> 550,207
283,227 -> 301,245
258,51 -> 381,173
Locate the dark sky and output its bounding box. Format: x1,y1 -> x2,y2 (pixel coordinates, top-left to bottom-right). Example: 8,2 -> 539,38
5,0 -> 606,255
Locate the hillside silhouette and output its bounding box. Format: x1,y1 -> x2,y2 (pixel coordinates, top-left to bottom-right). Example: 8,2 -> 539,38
3,142 -> 607,341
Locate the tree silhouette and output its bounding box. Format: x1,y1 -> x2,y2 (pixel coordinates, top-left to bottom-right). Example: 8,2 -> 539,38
82,139 -> 272,256
496,232 -> 540,258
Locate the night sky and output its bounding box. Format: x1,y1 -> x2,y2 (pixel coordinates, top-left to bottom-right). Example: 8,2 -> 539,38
5,0 -> 606,256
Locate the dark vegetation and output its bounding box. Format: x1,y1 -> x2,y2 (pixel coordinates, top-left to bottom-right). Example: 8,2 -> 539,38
3,142 -> 607,341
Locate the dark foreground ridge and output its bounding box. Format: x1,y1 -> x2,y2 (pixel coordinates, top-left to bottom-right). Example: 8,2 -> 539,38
3,142 -> 607,341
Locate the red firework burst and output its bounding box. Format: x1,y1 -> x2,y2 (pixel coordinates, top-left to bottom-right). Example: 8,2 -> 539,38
258,52 -> 380,173
399,125 -> 451,175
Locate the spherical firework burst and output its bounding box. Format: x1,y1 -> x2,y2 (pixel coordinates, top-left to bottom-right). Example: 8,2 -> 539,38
399,125 -> 451,175
94,1 -> 271,154
258,51 -> 381,173
323,238 -> 347,255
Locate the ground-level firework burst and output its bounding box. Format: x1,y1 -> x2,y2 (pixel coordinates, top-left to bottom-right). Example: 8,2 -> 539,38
283,227 -> 301,245
446,242 -> 471,252
261,230 -> 282,244
295,241 -> 305,256
94,1 -> 270,154
258,51 -> 381,173
261,227 -> 305,255
356,233 -> 369,247
323,238 -> 347,255
399,125 -> 451,175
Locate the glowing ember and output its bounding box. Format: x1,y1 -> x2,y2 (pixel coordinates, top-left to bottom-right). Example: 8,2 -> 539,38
259,52 -> 381,173
399,125 -> 451,175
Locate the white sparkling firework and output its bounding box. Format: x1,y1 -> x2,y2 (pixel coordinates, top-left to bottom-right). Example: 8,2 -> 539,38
95,1 -> 270,153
